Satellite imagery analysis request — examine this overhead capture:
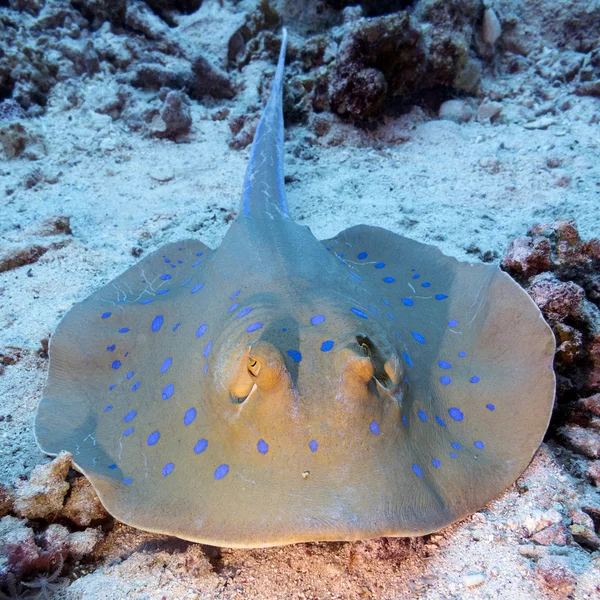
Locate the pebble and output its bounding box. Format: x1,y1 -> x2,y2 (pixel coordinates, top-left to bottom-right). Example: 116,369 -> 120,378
522,508 -> 562,536
462,573 -> 485,588
439,100 -> 473,123
477,100 -> 503,123
524,117 -> 556,130
482,8 -> 502,45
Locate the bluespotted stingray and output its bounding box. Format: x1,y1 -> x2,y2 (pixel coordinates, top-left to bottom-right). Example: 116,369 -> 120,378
35,29 -> 555,548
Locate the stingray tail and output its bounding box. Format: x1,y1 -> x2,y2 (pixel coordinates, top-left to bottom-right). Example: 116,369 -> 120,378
240,28 -> 289,220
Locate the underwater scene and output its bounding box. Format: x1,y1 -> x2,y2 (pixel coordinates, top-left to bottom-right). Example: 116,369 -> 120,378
0,0 -> 599,598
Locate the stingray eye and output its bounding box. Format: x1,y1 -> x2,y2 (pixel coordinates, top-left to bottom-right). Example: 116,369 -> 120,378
356,335 -> 373,358
248,358 -> 261,377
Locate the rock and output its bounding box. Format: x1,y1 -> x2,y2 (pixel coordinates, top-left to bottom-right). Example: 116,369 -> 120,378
38,216 -> 72,237
482,7 -> 501,45
71,0 -> 127,28
0,99 -> 27,121
0,122 -> 47,160
528,273 -> 586,325
62,478 -> 109,527
43,523 -> 70,559
13,453 -> 71,520
522,508 -> 563,536
568,509 -> 600,551
574,81 -> 600,98
126,0 -> 171,40
536,556 -> 576,596
585,460 -> 600,485
558,425 -> 600,459
0,245 -> 50,274
150,90 -> 192,139
530,523 -> 569,546
476,100 -> 502,123
501,236 -> 551,279
0,484 -> 14,518
438,99 -> 473,123
0,516 -> 43,587
191,55 -> 235,100
554,323 -> 583,365
68,527 -> 103,559
581,394 -> 600,418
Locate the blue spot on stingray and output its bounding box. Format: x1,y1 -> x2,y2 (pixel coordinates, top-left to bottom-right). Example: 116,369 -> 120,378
140,299 -> 153,305
435,294 -> 448,300
119,328 -> 129,333
101,312 -> 111,319
123,410 -> 136,423
435,415 -> 447,427
451,442 -> 461,450
402,351 -> 414,367
402,415 -> 408,427
440,376 -> 452,385
192,260 -> 202,267
177,260 -> 182,264
204,363 -> 209,376
418,410 -> 428,422
160,357 -> 172,374
196,323 -> 207,338
459,350 -> 467,357
108,464 -> 117,469
151,314 -> 164,332
370,420 -> 380,435
228,303 -> 239,312
111,360 -> 121,370
411,331 -> 425,344
131,381 -> 140,392
230,289 -> 240,299
237,307 -> 253,319
357,252 -> 368,259
368,306 -> 378,315
247,322 -> 263,332
421,282 -> 431,288
104,404 -> 113,412
214,464 -> 229,480
337,253 -> 344,258
309,440 -> 318,452
432,459 -> 441,468
181,277 -> 191,286
448,407 -> 464,421
162,462 -> 174,476
350,307 -> 368,319
383,277 -> 395,283
162,383 -> 174,400
310,314 -> 325,325
402,298 -> 414,306
412,274 -> 420,279
124,352 -> 129,357
106,344 -> 116,352
172,323 -> 180,332
449,452 -> 457,459
375,262 -> 385,269
194,439 -> 208,454
486,403 -> 496,411
474,441 -> 485,449
157,289 -> 169,295
386,312 -> 395,320
108,385 -> 116,391
438,361 -> 452,369
123,427 -> 134,437
257,439 -> 269,454
470,375 -> 480,383
123,478 -> 133,485
147,431 -> 160,446
160,274 -> 172,281
191,283 -> 204,294
448,319 -> 458,327
412,464 -> 423,478
163,257 -> 170,263
184,407 -> 197,426
349,272 -> 362,281
288,350 -> 302,363
196,251 -> 203,257
382,299 -> 391,306
204,340 -> 213,358
321,340 -> 334,352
